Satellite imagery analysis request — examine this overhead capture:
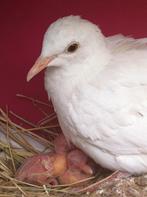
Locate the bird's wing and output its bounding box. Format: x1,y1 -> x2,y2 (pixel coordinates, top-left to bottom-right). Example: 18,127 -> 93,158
106,34 -> 147,53
68,36 -> 147,156
69,84 -> 147,157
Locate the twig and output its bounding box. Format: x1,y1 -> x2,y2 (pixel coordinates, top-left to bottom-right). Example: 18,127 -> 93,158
38,113 -> 56,125
76,170 -> 119,193
10,110 -> 57,136
16,94 -> 51,107
5,106 -> 16,173
43,185 -> 50,196
0,172 -> 26,196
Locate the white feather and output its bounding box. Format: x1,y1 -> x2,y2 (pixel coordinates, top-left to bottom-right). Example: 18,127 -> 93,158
42,16 -> 147,174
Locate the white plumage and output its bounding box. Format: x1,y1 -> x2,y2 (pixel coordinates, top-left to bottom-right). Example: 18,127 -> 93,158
27,16 -> 147,174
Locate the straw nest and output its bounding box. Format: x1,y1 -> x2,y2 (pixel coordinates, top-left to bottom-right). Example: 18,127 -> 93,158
1,94 -> 147,197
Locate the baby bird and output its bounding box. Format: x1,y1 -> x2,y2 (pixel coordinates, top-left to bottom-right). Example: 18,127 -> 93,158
15,134 -> 94,185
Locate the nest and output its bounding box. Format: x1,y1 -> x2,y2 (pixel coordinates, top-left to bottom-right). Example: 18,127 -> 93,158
0,94 -> 147,197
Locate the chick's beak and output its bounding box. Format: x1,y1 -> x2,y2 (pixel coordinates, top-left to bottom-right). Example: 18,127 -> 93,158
27,56 -> 54,82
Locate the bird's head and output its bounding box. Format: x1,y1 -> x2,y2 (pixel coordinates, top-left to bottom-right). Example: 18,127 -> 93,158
27,16 -> 109,82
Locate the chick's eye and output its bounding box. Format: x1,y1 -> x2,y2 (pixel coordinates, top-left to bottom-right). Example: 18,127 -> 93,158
66,42 -> 79,53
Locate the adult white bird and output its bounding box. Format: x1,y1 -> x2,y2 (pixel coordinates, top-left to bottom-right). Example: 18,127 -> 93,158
27,15 -> 147,175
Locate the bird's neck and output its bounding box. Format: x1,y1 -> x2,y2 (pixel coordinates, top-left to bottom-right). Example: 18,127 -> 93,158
45,51 -> 111,106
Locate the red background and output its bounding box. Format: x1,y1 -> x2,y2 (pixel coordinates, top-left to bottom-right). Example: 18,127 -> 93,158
1,0 -> 147,122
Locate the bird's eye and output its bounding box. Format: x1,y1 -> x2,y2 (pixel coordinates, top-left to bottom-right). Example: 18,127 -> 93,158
66,42 -> 79,53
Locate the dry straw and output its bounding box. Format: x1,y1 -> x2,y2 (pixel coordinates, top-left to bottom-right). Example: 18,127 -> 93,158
0,94 -> 111,196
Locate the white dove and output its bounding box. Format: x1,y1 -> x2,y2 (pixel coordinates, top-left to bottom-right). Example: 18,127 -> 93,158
27,16 -> 147,175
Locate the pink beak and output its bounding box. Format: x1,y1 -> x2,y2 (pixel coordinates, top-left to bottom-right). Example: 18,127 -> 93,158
27,56 -> 54,82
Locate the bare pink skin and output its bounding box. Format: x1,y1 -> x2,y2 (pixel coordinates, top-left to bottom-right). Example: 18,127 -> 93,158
54,133 -> 75,154
15,133 -> 95,186
15,152 -> 67,185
